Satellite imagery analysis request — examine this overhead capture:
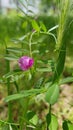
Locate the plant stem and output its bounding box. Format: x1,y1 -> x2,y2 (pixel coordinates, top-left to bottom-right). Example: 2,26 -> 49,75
20,98 -> 29,130
49,104 -> 51,114
6,49 -> 12,122
29,31 -> 36,57
14,81 -> 19,92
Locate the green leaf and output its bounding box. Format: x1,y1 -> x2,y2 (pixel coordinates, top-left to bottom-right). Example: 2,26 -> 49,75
34,77 -> 44,89
9,125 -> 13,130
60,77 -> 73,85
63,120 -> 73,130
37,59 -> 53,65
26,111 -> 35,121
53,42 -> 66,82
4,88 -> 44,102
4,54 -> 19,61
2,124 -> 9,130
7,47 -> 28,54
31,20 -> 40,32
29,114 -> 38,126
45,83 -> 59,105
11,33 -> 30,44
11,125 -> 18,130
49,25 -> 59,32
68,123 -> 73,130
32,50 -> 39,54
0,77 -> 5,83
7,47 -> 21,53
40,21 -> 47,32
49,114 -> 58,130
22,21 -> 28,29
46,113 -> 58,130
36,68 -> 52,72
63,121 -> 68,130
2,70 -> 25,83
3,70 -> 21,79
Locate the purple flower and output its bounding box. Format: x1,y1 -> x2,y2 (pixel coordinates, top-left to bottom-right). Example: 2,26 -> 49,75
18,56 -> 34,71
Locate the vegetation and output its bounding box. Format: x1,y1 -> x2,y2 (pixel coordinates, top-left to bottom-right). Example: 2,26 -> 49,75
0,0 -> 73,130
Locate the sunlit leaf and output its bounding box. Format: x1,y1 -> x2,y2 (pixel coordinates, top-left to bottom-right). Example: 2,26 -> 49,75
49,25 -> 59,32
31,20 -> 40,32
26,111 -> 35,121
40,21 -> 47,32
29,114 -> 38,126
45,83 -> 59,105
9,125 -> 13,130
4,88 -> 45,102
63,120 -> 73,130
46,113 -> 58,130
22,21 -> 28,29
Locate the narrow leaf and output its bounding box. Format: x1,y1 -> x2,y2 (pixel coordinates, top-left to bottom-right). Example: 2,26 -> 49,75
9,125 -> 13,130
36,68 -> 52,72
40,22 -> 47,32
49,25 -> 59,32
4,54 -> 19,61
4,88 -> 44,102
31,20 -> 40,32
53,42 -> 66,82
2,70 -> 25,83
60,77 -> 73,84
7,47 -> 28,54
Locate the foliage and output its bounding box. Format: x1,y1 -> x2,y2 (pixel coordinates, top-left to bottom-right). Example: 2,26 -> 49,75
0,0 -> 73,130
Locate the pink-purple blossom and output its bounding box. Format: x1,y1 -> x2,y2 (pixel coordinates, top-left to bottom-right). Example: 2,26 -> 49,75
18,56 -> 34,71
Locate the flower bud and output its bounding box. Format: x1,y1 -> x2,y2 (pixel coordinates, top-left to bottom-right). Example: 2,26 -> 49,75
18,56 -> 34,71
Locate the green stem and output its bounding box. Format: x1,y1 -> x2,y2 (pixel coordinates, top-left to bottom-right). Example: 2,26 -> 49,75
29,30 -> 57,58
20,98 -> 29,130
14,81 -> 19,93
29,31 -> 36,57
46,104 -> 52,130
6,49 -> 12,122
49,104 -> 51,114
40,31 -> 57,44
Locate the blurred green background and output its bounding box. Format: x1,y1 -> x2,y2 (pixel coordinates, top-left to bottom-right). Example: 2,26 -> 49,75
0,16 -> 73,76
